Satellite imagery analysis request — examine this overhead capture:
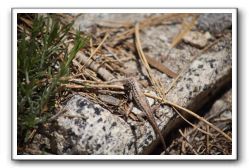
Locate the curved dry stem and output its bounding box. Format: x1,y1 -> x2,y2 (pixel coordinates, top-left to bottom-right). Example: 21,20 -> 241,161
145,93 -> 232,142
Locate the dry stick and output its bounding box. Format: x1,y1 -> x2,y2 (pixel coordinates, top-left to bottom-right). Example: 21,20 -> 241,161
135,23 -> 165,99
184,107 -> 231,138
97,89 -> 125,95
124,41 -> 177,78
96,20 -> 133,28
145,55 -> 178,78
172,106 -> 213,136
96,50 -> 125,73
27,129 -> 37,143
201,35 -> 224,53
102,44 -> 123,65
206,125 -> 210,154
181,129 -> 186,153
98,60 -> 114,72
63,83 -> 123,90
84,69 -> 100,82
72,47 -> 115,81
81,33 -> 109,70
66,78 -> 100,84
112,13 -> 188,46
170,14 -> 199,49
68,78 -> 123,85
144,93 -> 232,142
179,129 -> 198,155
163,15 -> 198,62
91,34 -> 124,67
165,101 -> 232,142
20,17 -> 33,27
47,109 -> 68,122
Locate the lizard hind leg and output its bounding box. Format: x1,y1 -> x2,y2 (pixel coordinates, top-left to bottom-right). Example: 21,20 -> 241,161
151,104 -> 161,119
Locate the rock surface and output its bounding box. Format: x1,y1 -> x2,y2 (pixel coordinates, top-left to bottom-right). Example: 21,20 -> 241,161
29,13 -> 233,155
51,95 -> 135,154
197,13 -> 232,35
183,31 -> 212,49
49,39 -> 231,154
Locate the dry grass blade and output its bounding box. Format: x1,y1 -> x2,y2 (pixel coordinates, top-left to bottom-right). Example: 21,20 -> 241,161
170,14 -> 199,49
172,106 -> 213,136
62,83 -> 123,90
81,33 -> 109,70
201,35 -> 224,54
112,13 -> 189,46
179,129 -> 198,155
183,108 -> 230,138
135,23 -> 165,98
165,100 -> 232,142
144,93 -> 232,142
47,109 -> 68,122
97,20 -> 133,28
19,16 -> 33,27
206,125 -> 210,154
71,46 -> 115,81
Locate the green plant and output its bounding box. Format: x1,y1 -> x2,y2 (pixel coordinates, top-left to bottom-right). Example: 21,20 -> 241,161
17,14 -> 88,147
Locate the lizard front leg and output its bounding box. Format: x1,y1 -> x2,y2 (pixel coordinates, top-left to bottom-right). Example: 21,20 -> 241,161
126,102 -> 134,119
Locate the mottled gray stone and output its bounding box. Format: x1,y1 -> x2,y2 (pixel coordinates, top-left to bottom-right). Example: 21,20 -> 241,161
51,95 -> 135,154
73,13 -> 151,34
166,49 -> 231,110
197,13 -> 232,35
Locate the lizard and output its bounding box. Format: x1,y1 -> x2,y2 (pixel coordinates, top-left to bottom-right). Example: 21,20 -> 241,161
122,77 -> 167,154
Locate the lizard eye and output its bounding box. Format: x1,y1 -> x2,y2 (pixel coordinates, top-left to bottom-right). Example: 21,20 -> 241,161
123,83 -> 130,90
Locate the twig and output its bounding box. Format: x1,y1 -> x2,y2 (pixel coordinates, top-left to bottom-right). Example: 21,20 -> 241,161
62,83 -> 123,90
122,41 -> 177,78
179,129 -> 198,155
81,33 -> 109,70
170,15 -> 199,49
135,23 -> 165,99
27,129 -> 37,143
172,106 -> 213,136
145,55 -> 178,78
47,109 -> 68,122
184,108 -> 231,138
206,125 -> 210,154
112,13 -> 188,46
201,35 -> 224,53
144,93 -> 232,142
71,44 -> 115,81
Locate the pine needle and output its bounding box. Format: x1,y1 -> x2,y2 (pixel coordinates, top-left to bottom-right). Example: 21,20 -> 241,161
134,23 -> 165,98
